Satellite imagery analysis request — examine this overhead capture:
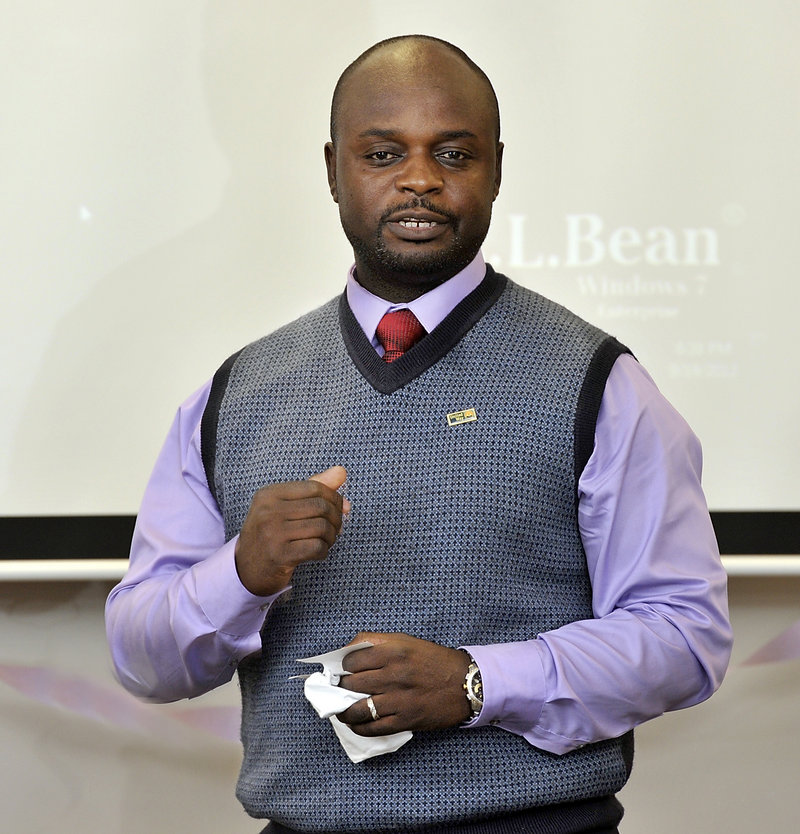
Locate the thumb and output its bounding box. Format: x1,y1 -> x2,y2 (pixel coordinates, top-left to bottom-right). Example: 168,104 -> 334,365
309,466 -> 351,516
309,465 -> 347,492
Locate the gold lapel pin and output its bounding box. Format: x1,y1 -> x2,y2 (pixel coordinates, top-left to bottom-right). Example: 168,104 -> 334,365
446,408 -> 477,427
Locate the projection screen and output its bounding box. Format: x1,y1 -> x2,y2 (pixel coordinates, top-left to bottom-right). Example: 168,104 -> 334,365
1,0 -> 797,559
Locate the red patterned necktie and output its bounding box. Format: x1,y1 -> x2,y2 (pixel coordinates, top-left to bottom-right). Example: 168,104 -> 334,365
375,309 -> 426,363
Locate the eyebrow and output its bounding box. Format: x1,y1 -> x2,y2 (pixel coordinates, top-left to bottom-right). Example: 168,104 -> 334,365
357,128 -> 479,140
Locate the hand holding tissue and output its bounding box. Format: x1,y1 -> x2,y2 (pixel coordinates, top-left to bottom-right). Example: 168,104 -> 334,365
295,642 -> 413,763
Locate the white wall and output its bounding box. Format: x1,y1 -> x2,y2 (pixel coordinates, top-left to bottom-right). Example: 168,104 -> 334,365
0,577 -> 797,832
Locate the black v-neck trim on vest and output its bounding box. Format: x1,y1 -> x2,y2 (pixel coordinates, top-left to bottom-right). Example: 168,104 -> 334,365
338,265 -> 507,394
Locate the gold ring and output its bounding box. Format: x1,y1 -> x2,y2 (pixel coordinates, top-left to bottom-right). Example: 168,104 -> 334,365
366,696 -> 380,721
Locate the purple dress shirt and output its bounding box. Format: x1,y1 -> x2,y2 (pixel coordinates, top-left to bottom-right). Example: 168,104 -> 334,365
105,253 -> 732,755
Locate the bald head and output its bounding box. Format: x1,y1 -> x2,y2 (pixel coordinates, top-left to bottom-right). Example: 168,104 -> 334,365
330,35 -> 501,145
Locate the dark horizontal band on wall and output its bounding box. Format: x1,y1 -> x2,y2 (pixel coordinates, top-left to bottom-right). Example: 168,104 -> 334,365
710,511 -> 799,556
0,516 -> 136,560
0,512 -> 797,560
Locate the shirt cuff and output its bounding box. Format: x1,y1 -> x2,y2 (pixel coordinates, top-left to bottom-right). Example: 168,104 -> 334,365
192,537 -> 285,651
459,641 -> 547,735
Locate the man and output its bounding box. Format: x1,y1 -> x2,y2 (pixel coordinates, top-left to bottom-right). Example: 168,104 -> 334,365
106,35 -> 732,833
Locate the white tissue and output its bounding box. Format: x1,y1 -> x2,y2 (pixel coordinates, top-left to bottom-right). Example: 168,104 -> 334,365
295,642 -> 413,763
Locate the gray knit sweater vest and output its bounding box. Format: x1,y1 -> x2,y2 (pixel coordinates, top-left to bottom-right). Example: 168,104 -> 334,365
202,268 -> 632,832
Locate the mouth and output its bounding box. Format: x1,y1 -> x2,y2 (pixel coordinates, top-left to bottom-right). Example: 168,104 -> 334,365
384,208 -> 451,242
398,218 -> 440,229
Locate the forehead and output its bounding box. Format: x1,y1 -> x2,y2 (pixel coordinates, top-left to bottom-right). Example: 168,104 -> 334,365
336,43 -> 496,138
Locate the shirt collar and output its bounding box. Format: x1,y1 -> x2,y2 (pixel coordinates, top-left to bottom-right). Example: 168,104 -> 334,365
345,252 -> 487,348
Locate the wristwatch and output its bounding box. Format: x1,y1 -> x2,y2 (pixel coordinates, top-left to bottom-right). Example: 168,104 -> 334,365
463,655 -> 484,721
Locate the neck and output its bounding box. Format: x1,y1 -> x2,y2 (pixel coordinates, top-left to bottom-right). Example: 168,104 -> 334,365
352,266 -> 456,303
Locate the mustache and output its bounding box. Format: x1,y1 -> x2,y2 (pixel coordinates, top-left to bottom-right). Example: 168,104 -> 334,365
379,198 -> 458,225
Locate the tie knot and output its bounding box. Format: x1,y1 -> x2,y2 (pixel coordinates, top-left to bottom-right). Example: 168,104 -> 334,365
375,309 -> 426,363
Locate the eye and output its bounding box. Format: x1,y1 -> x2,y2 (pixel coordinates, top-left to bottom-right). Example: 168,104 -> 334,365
437,149 -> 470,165
366,150 -> 400,164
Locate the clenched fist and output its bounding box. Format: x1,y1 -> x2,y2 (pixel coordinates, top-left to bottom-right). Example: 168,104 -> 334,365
234,466 -> 350,596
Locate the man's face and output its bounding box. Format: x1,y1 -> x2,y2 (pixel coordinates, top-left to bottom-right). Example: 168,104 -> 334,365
325,43 -> 503,301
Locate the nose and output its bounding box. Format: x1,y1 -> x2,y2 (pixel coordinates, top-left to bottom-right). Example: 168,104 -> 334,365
394,151 -> 443,196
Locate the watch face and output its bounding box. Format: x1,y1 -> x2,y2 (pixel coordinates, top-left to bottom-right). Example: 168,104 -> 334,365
466,665 -> 483,705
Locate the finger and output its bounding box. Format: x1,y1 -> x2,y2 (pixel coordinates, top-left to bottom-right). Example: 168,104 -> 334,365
250,483 -> 344,524
309,466 -> 351,516
278,495 -> 345,526
341,639 -> 391,674
308,465 -> 347,491
347,717 -> 405,737
284,516 -> 340,549
339,695 -> 391,726
338,668 -> 389,696
346,631 -> 384,647
339,702 -> 409,738
342,631 -> 390,672
282,537 -> 338,564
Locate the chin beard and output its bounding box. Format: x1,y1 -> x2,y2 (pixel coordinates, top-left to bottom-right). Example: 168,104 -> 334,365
360,238 -> 471,278
345,223 -> 481,284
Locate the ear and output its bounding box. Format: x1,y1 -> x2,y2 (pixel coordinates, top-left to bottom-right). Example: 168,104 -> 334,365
492,142 -> 504,200
324,142 -> 339,203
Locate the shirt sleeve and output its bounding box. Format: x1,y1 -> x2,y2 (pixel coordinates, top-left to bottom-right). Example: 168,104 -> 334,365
462,353 -> 733,754
105,381 -> 282,702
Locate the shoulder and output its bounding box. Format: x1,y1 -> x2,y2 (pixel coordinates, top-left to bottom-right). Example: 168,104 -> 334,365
487,276 -> 630,375
497,277 -> 607,340
238,295 -> 341,362
199,294 -> 341,495
601,354 -> 699,447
